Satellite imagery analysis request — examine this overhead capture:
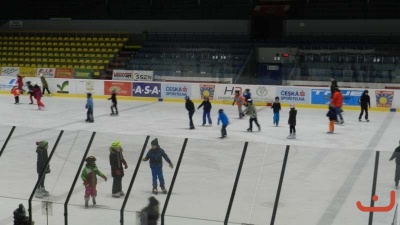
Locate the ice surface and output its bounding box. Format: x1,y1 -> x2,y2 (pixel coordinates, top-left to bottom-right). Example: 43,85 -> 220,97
0,95 -> 398,225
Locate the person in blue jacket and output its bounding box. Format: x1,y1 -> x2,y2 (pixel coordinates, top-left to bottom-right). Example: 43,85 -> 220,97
142,138 -> 174,194
197,96 -> 212,126
217,109 -> 229,139
85,92 -> 94,123
243,89 -> 251,101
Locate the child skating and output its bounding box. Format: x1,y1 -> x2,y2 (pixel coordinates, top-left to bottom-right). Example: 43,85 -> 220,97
33,83 -> 45,110
142,138 -> 174,194
197,96 -> 212,126
11,84 -> 20,104
243,89 -> 251,102
326,105 -> 337,133
26,81 -> 34,104
108,90 -> 118,116
244,99 -> 260,132
86,93 -> 94,122
232,90 -> 245,119
287,104 -> 297,139
81,156 -> 107,208
389,140 -> 400,189
109,141 -> 128,198
271,96 -> 281,126
217,109 -> 229,139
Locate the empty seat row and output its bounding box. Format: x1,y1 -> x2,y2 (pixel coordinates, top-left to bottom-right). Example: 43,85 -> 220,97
0,62 -> 105,70
0,57 -> 109,64
0,46 -> 119,53
0,41 -> 124,47
0,36 -> 128,42
0,51 -> 114,59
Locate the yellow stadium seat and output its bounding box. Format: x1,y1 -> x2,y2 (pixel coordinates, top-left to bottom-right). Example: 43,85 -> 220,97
84,59 -> 90,64
93,65 -> 99,70
73,65 -> 79,68
83,53 -> 90,57
88,42 -> 93,46
55,64 -> 61,68
63,37 -> 69,41
46,37 -> 52,41
12,63 -> 18,67
40,37 -> 46,41
42,47 -> 47,51
65,47 -> 70,51
49,64 -> 55,67
86,37 -> 92,41
54,53 -> 59,57
59,53 -> 65,57
93,43 -> 99,47
112,43 -> 117,47
72,59 -> 78,63
30,64 -> 36,67
54,47 -> 59,51
67,65 -> 73,68
24,63 -> 30,67
77,48 -> 83,52
95,48 -> 101,52
66,53 -> 71,57
54,58 -> 60,62
29,37 -> 35,40
99,66 -> 105,70
117,43 -> 123,47
42,52 -> 48,57
79,59 -> 84,63
70,42 -> 76,46
100,43 -> 105,47
94,71 -> 100,76
106,43 -> 111,47
78,53 -> 83,57
103,37 -> 109,41
91,59 -> 97,63
31,58 -> 36,62
48,59 -> 54,62
89,48 -> 94,52
110,37 -> 116,41
43,58 -> 48,62
37,64 -> 43,68
95,54 -> 102,58
60,59 -> 66,63
48,47 -> 53,51
93,37 -> 98,41
43,64 -> 49,67
71,48 -> 77,52
69,37 -> 75,41
48,53 -> 54,57
76,42 -> 82,46
36,47 -> 41,51
66,59 -> 72,63
61,65 -> 67,68
82,42 -> 87,46
35,37 -> 40,40
122,38 -> 128,41
83,48 -> 88,52
72,53 -> 78,57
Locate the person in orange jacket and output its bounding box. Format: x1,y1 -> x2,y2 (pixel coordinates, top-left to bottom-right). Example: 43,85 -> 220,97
11,84 -> 20,104
331,87 -> 344,124
232,90 -> 245,119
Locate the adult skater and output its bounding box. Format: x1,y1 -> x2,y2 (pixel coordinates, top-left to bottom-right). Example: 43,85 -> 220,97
35,140 -> 51,198
109,141 -> 128,198
108,90 -> 118,116
389,141 -> 400,189
330,77 -> 338,98
358,90 -> 370,122
287,104 -> 297,139
232,90 -> 245,119
140,196 -> 159,225
40,74 -> 51,96
244,99 -> 260,132
217,109 -> 229,139
185,96 -> 195,129
86,92 -> 94,122
271,96 -> 281,126
81,156 -> 107,208
197,96 -> 212,126
331,87 -> 344,124
33,83 -> 44,110
142,138 -> 174,194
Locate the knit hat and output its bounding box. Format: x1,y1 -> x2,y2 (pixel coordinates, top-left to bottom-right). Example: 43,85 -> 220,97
148,196 -> 159,206
111,141 -> 121,148
36,140 -> 48,147
218,109 -> 224,113
14,204 -> 26,217
40,73 -> 44,77
290,104 -> 295,108
184,96 -> 190,100
85,156 -> 96,162
87,92 -> 92,97
151,138 -> 159,146
275,96 -> 279,100
364,90 -> 369,94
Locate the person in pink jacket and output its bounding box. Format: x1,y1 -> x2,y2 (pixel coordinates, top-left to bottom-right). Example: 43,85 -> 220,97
33,83 -> 45,110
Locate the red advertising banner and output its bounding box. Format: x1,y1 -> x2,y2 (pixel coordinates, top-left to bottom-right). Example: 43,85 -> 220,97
104,81 -> 132,96
55,68 -> 74,79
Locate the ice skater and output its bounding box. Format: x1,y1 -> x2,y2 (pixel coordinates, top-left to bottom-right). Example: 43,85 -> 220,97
326,105 -> 337,134
358,90 -> 370,122
140,196 -> 160,225
35,140 -> 51,198
33,83 -> 45,110
108,90 -> 118,116
217,109 -> 229,139
244,99 -> 260,132
142,138 -> 174,194
40,74 -> 51,96
271,96 -> 281,126
16,74 -> 24,94
389,141 -> 400,189
26,81 -> 34,104
81,156 -> 107,208
243,89 -> 251,102
232,90 -> 245,119
86,92 -> 94,122
287,104 -> 297,139
197,96 -> 212,126
11,84 -> 20,104
185,96 -> 195,129
331,87 -> 344,124
13,204 -> 33,225
109,141 -> 128,198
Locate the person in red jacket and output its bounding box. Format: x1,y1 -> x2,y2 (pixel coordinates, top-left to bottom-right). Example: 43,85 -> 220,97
33,83 -> 45,110
16,74 -> 24,94
331,87 -> 344,124
11,84 -> 20,104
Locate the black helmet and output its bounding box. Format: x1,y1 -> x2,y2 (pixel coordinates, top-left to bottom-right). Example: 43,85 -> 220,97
275,96 -> 279,100
245,89 -> 250,92
364,90 -> 369,94
235,90 -> 240,94
247,99 -> 253,104
218,109 -> 224,113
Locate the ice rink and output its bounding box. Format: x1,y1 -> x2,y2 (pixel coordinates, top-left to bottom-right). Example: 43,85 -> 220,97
0,94 -> 399,225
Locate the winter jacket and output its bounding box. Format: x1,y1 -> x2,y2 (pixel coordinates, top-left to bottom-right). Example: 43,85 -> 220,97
33,85 -> 41,99
243,92 -> 251,101
108,93 -> 117,104
143,147 -> 172,168
233,95 -> 245,106
81,164 -> 105,187
40,76 -> 48,87
86,97 -> 93,109
327,107 -> 337,121
185,99 -> 195,112
359,94 -> 370,108
390,147 -> 400,165
11,87 -> 20,97
245,104 -> 257,118
198,100 -> 212,111
27,84 -> 34,95
36,141 -> 50,174
288,108 -> 297,126
331,91 -> 343,108
218,112 -> 229,126
109,146 -> 127,177
17,76 -> 23,87
140,206 -> 159,225
271,102 -> 281,113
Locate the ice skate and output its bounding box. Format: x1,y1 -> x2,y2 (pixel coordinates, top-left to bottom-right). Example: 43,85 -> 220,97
190,126 -> 195,130
359,119 -> 362,122
110,112 -> 115,116
40,187 -> 49,197
292,133 -> 296,139
287,134 -> 293,139
119,191 -> 125,196
152,187 -> 158,195
327,131 -> 334,134
35,190 -> 43,198
258,126 -> 261,131
112,192 -> 121,198
85,198 -> 89,208
161,186 -> 168,194
29,102 -> 33,104
247,128 -> 252,132
219,135 -> 227,139
92,197 -> 96,205
366,119 -> 369,122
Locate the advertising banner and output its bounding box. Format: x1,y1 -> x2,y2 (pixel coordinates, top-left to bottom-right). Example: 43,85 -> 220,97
0,77 -> 17,90
104,81 -> 132,96
112,70 -> 133,81
74,68 -> 93,79
19,67 -> 37,77
199,84 -> 216,100
161,83 -> 191,99
375,90 -> 394,108
1,67 -> 19,77
55,80 -> 70,94
276,87 -> 311,104
132,82 -> 161,97
133,70 -> 154,81
215,84 -> 275,103
76,80 -> 104,95
36,68 -> 56,78
55,68 -> 74,79
311,89 -> 363,106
